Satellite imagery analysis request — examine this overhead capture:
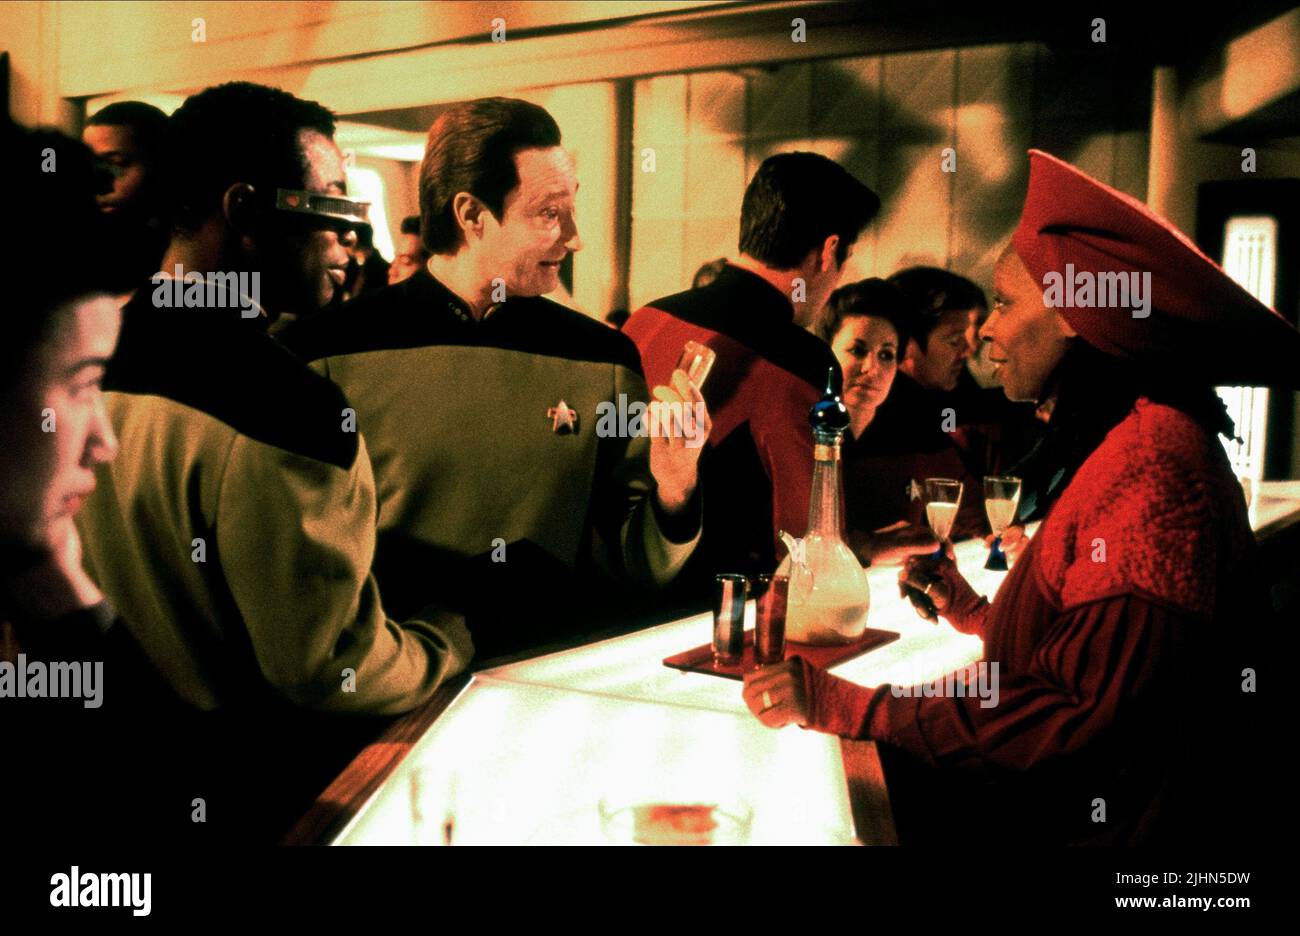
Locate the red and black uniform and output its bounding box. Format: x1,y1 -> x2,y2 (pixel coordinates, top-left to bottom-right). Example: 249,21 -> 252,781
625,263 -> 842,596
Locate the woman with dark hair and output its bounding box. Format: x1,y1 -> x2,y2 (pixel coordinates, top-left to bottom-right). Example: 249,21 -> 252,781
815,279 -> 911,438
745,150 -> 1295,845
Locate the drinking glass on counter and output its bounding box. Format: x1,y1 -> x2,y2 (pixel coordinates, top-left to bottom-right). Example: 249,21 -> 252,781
983,475 -> 1022,571
598,795 -> 753,846
409,764 -> 458,846
753,573 -> 789,665
712,573 -> 747,666
923,477 -> 963,561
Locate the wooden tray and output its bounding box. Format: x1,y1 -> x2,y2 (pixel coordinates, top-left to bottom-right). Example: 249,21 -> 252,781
663,628 -> 900,681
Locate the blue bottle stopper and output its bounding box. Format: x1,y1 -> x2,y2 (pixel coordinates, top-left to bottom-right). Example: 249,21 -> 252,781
809,367 -> 849,437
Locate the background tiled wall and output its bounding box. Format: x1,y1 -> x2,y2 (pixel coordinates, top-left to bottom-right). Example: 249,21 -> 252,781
630,43 -> 1152,308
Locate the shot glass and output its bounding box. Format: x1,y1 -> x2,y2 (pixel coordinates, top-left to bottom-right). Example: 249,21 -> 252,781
712,574 -> 748,666
676,341 -> 716,389
753,573 -> 789,665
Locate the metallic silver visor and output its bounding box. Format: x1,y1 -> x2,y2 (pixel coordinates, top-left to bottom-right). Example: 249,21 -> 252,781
274,188 -> 371,230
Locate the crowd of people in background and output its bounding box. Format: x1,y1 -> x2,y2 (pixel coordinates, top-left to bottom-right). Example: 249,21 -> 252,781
3,77 -> 1288,846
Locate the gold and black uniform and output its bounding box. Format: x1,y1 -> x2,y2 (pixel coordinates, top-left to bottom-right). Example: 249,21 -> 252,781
76,287 -> 473,715
281,267 -> 702,659
76,285 -> 475,839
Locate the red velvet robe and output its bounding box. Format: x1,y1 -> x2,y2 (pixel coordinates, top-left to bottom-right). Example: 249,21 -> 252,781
803,398 -> 1261,844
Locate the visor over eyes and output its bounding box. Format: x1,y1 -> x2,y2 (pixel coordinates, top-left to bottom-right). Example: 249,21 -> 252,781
273,188 -> 372,236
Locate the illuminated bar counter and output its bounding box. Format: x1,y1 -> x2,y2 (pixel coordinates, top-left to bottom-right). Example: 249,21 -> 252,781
287,481 -> 1300,846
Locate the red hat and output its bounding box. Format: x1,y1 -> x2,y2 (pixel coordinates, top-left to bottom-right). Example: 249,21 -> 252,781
1012,149 -> 1300,388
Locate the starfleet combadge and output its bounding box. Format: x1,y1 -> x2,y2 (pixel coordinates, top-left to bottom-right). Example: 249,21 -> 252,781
548,400 -> 578,435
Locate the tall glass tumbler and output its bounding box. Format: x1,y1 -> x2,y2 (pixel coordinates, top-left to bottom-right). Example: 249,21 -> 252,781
712,574 -> 748,666
753,573 -> 789,665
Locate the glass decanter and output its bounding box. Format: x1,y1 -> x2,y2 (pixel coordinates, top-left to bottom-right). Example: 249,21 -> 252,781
775,370 -> 871,644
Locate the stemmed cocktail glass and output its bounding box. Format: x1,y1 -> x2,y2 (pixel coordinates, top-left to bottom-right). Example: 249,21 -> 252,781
983,475 -> 1022,571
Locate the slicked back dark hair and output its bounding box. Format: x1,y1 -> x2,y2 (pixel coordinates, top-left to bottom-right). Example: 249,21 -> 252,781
419,97 -> 562,255
815,277 -> 915,351
86,100 -> 169,155
739,152 -> 880,270
163,82 -> 336,233
887,265 -> 988,349
2,121 -> 113,392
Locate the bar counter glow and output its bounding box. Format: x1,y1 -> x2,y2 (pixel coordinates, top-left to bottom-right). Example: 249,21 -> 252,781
310,482 -> 1300,845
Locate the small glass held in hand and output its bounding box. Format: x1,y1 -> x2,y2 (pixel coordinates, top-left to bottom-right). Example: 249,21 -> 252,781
923,477 -> 963,561
675,340 -> 716,389
983,475 -> 1022,571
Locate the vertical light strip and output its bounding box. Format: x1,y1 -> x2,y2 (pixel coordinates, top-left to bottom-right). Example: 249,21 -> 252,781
343,166 -> 394,261
947,48 -> 959,267
1217,215 -> 1276,480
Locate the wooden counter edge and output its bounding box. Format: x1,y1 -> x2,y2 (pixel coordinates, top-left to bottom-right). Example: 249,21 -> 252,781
281,673 -> 472,845
841,738 -> 899,846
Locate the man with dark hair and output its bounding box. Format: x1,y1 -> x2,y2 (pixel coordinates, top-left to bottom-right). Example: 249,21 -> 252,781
415,98 -> 561,257
887,265 -> 985,393
625,152 -> 879,593
83,100 -> 170,290
387,214 -> 427,285
75,83 -> 472,840
282,97 -> 707,660
738,152 -> 874,274
159,82 -> 351,315
84,101 -> 168,218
